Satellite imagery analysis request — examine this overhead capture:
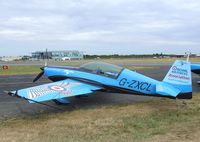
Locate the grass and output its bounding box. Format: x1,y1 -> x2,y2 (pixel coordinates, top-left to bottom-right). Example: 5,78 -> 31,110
0,93 -> 200,142
0,66 -> 41,75
0,65 -> 157,75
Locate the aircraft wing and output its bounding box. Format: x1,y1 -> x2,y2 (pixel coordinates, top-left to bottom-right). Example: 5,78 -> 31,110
8,79 -> 102,103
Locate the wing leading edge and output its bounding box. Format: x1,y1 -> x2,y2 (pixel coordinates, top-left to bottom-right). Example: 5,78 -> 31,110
9,79 -> 102,103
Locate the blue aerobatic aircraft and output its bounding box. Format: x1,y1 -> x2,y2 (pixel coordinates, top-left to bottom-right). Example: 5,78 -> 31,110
191,63 -> 200,84
7,60 -> 192,106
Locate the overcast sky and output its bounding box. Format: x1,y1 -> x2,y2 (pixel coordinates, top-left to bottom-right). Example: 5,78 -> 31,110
0,0 -> 200,56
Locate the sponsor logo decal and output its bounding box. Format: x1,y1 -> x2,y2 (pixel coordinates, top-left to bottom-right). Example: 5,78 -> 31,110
169,74 -> 190,80
172,66 -> 188,76
168,65 -> 190,83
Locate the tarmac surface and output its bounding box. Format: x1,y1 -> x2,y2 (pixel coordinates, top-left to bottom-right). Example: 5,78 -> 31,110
0,65 -> 199,119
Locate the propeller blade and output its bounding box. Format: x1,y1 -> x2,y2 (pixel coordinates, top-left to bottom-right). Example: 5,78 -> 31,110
33,71 -> 44,82
33,67 -> 45,82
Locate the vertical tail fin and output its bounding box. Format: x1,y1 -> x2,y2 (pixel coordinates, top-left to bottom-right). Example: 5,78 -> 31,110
163,60 -> 192,99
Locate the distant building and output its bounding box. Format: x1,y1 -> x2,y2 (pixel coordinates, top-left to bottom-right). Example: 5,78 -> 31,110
31,50 -> 84,60
183,54 -> 197,58
0,56 -> 22,61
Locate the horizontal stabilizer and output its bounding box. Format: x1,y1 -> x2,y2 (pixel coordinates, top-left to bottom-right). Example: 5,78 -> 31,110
156,83 -> 181,98
191,63 -> 200,74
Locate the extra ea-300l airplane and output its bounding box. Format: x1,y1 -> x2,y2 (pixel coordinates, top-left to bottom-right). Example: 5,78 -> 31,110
7,60 -> 192,105
191,63 -> 200,84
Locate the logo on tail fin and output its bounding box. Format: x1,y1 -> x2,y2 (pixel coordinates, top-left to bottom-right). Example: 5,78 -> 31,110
167,65 -> 190,84
162,60 -> 192,99
163,60 -> 191,84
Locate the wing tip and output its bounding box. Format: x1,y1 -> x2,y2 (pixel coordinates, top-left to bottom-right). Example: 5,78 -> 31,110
4,90 -> 19,97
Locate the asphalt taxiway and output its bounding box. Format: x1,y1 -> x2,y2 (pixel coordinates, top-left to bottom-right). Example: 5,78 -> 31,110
0,65 -> 199,119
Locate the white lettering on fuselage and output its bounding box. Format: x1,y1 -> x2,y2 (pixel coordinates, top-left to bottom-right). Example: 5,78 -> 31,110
64,70 -> 74,75
119,78 -> 152,92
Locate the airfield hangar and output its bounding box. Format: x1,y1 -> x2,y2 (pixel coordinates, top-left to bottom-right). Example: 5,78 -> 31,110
31,50 -> 84,60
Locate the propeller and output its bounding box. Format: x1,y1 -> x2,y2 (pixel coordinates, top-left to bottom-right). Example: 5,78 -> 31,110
33,67 -> 45,82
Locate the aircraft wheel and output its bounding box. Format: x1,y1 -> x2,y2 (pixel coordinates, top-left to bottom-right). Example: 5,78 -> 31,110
75,95 -> 89,99
53,100 -> 63,105
75,95 -> 81,99
53,99 -> 70,105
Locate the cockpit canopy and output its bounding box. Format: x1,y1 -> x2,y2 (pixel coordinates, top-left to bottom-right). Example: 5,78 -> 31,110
80,62 -> 123,78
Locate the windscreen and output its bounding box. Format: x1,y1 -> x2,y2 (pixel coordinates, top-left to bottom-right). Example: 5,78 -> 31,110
80,62 -> 123,78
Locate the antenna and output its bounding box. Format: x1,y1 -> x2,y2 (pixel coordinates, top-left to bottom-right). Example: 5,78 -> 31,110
185,52 -> 191,62
45,61 -> 47,66
187,54 -> 190,62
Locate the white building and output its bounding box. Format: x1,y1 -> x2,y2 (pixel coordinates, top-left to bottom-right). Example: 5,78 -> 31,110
0,56 -> 22,61
31,50 -> 84,60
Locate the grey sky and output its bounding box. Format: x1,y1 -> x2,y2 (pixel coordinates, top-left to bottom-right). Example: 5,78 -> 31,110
0,0 -> 200,56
